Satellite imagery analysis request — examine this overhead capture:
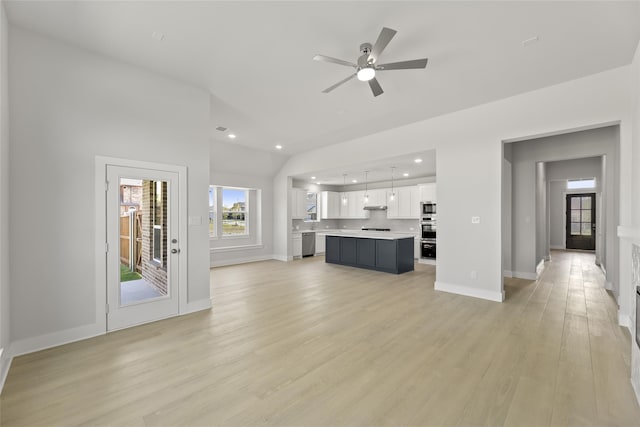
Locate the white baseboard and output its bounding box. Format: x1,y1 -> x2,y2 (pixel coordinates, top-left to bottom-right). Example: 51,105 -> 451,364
0,347 -> 11,395
10,323 -> 105,359
418,258 -> 436,266
210,254 -> 274,268
550,245 -> 565,250
512,271 -> 537,280
503,270 -> 513,278
434,281 -> 504,302
183,298 -> 212,314
536,259 -> 545,279
272,255 -> 291,262
619,312 -> 631,330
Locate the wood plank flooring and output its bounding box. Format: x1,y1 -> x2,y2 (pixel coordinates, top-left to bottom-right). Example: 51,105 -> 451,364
1,250 -> 639,426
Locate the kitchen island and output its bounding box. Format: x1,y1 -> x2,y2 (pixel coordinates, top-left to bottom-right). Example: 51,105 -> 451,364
324,231 -> 414,274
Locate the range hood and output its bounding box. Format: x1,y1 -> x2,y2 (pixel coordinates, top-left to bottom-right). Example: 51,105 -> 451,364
363,205 -> 387,210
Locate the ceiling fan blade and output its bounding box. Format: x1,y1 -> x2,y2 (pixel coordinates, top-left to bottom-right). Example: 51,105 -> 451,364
368,27 -> 397,63
376,58 -> 429,70
322,73 -> 357,93
313,55 -> 357,68
368,77 -> 384,97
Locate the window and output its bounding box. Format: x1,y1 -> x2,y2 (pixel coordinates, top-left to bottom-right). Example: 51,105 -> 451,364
567,178 -> 596,190
222,188 -> 248,236
151,180 -> 165,265
209,186 -> 217,237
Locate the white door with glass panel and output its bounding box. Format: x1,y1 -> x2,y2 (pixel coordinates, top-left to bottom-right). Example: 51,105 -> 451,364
106,165 -> 180,331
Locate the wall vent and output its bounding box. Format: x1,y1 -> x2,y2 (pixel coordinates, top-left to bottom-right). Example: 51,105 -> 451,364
215,126 -> 228,132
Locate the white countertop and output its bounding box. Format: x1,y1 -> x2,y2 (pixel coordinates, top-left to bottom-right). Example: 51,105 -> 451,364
323,230 -> 415,240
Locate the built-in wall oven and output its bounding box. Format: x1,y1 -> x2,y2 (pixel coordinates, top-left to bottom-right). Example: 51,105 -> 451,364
421,203 -> 437,260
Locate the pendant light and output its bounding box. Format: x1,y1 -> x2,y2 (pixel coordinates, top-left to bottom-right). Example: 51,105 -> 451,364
389,167 -> 396,201
342,174 -> 348,205
364,171 -> 369,203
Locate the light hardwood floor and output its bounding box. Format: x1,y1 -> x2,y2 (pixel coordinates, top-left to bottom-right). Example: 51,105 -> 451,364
2,251 -> 639,426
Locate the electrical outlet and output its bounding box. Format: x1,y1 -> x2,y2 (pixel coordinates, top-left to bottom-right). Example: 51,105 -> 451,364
470,270 -> 477,280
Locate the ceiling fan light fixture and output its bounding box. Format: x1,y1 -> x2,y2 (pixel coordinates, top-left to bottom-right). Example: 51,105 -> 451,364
357,67 -> 375,82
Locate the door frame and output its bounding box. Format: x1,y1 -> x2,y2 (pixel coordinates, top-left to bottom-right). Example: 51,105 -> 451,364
95,156 -> 188,332
562,190 -> 597,251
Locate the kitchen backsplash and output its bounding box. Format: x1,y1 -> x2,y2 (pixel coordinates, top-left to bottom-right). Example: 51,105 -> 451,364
292,210 -> 419,232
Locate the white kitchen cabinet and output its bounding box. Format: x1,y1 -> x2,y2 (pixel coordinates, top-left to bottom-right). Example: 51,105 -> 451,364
418,183 -> 437,203
339,190 -> 368,219
293,233 -> 302,258
291,188 -> 307,219
364,188 -> 386,207
315,232 -> 326,254
320,191 -> 341,219
387,186 -> 420,219
414,234 -> 421,260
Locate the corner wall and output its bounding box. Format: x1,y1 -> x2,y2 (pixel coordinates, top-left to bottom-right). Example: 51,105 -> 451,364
0,0 -> 10,390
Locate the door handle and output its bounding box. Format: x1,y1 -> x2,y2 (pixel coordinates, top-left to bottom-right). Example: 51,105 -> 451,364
171,249 -> 180,254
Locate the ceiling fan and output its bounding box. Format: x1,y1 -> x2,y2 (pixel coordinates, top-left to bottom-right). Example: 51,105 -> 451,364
313,27 -> 428,97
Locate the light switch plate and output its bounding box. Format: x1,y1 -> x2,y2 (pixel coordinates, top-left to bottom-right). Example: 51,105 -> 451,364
471,216 -> 480,224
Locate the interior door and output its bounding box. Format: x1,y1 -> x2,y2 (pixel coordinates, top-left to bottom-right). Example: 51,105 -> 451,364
106,165 -> 180,331
566,193 -> 595,250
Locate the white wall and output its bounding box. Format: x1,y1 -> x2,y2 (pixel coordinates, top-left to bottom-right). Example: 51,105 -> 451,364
275,66 -> 633,304
9,28 -> 211,347
0,0 -> 10,388
535,161 -> 547,265
546,157 -> 602,250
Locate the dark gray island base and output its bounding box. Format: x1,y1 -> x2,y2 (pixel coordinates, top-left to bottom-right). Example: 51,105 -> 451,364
325,233 -> 414,274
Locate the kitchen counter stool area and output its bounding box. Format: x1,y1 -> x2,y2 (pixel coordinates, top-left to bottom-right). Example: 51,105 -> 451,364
325,234 -> 414,274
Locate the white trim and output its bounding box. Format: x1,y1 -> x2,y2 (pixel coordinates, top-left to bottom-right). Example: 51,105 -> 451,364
619,313 -> 631,330
273,255 -> 291,262
10,323 -> 105,359
550,245 -> 565,250
434,281 -> 504,302
632,374 -> 640,410
512,271 -> 538,280
210,254 -> 273,268
183,298 -> 212,315
0,347 -> 11,395
536,259 -> 546,278
95,156 -> 189,327
503,270 -> 513,278
418,258 -> 436,266
210,244 -> 264,253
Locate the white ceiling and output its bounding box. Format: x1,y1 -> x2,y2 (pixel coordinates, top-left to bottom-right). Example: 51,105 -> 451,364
5,1 -> 640,159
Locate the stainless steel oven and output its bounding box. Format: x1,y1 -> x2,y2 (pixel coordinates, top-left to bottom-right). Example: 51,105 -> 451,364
422,202 -> 436,215
421,239 -> 436,259
421,218 -> 436,239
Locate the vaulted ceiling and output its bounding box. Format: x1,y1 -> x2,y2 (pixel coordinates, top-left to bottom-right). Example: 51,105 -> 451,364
6,1 -> 640,158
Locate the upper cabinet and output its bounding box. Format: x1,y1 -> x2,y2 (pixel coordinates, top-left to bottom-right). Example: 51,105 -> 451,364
364,188 -> 386,207
387,186 -> 420,219
291,188 -> 308,219
342,191 -> 369,219
418,183 -> 437,203
320,191 -> 341,219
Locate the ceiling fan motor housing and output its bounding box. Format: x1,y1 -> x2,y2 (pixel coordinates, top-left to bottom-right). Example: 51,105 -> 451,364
359,42 -> 373,66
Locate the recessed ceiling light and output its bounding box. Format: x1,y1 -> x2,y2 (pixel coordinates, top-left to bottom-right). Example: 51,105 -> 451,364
316,181 -> 321,185
275,144 -> 283,150
228,134 -> 237,139
403,173 -> 409,177
414,158 -> 423,163
352,179 -> 358,183
151,31 -> 164,41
